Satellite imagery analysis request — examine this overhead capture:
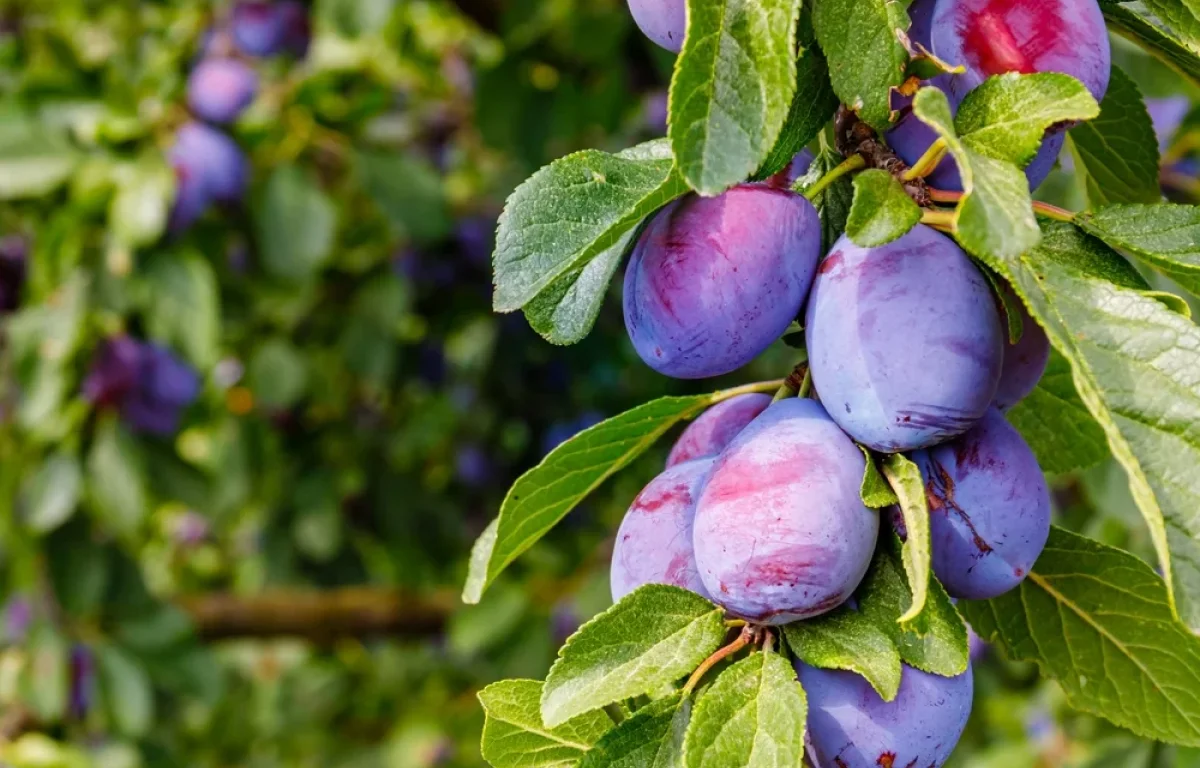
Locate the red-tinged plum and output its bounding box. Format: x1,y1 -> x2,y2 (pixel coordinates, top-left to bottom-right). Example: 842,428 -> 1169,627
611,458 -> 714,601
623,185 -> 821,379
626,0 -> 686,53
931,0 -> 1111,104
993,285 -> 1050,411
187,58 -> 258,124
913,408 -> 1051,599
666,393 -> 772,467
805,225 -> 1003,452
692,399 -> 877,624
766,149 -> 815,190
798,661 -> 974,768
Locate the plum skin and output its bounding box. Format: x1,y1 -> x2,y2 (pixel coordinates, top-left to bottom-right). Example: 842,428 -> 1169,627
167,122 -> 249,230
626,0 -> 686,53
912,407 -> 1051,600
932,0 -> 1111,105
994,284 -> 1050,411
623,185 -> 821,380
805,224 -> 1004,453
611,458 -> 714,601
666,393 -> 771,467
692,398 -> 878,625
798,661 -> 974,768
187,58 -> 258,124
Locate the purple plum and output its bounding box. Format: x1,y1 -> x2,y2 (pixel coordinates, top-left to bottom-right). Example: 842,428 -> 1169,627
626,0 -> 686,52
83,336 -> 201,436
913,407 -> 1051,599
766,148 -> 816,190
1147,96 -> 1191,153
993,284 -> 1050,411
623,185 -> 821,379
232,1 -> 310,57
167,122 -> 249,230
907,0 -> 936,49
932,0 -> 1111,105
805,225 -> 1003,452
187,58 -> 258,124
611,457 -> 714,601
692,398 -> 878,624
666,393 -> 771,467
798,661 -> 974,768
0,234 -> 27,312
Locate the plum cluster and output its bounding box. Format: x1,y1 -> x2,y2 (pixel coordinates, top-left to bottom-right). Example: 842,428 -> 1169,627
169,1 -> 309,231
610,0 -> 1104,761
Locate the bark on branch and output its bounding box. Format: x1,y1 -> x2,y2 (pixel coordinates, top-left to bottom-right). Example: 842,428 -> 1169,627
179,587 -> 455,641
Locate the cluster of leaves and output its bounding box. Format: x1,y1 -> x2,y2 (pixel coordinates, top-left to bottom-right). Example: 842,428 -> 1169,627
472,0 -> 1200,764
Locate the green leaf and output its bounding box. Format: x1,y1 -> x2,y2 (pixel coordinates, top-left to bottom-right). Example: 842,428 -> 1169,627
1067,67 -> 1161,206
493,140 -> 685,312
858,447 -> 898,509
463,383 -> 777,604
795,148 -> 854,251
682,652 -> 807,768
256,165 -> 337,283
960,527 -> 1200,746
668,0 -> 801,194
95,643 -> 155,738
881,453 -> 931,624
523,226 -> 634,346
0,112 -> 78,199
21,623 -> 69,721
1009,223 -> 1200,630
248,338 -> 309,410
1136,0 -> 1200,53
479,680 -> 611,768
845,169 -> 921,247
755,42 -> 839,179
579,694 -> 691,768
357,150 -> 451,244
812,0 -> 909,131
142,252 -> 221,368
1005,351 -> 1110,475
783,605 -> 902,701
911,86 -> 1040,265
1077,203 -> 1200,297
541,585 -> 725,727
1101,3 -> 1200,88
955,72 -> 1099,165
108,154 -> 175,248
85,418 -> 147,537
23,451 -> 82,533
858,541 -> 969,677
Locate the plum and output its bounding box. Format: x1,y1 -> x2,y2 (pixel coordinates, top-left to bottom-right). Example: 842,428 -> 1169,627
932,0 -> 1110,104
83,336 -> 201,436
187,58 -> 258,124
623,185 -> 821,379
993,284 -> 1050,411
627,0 -> 686,53
666,393 -> 771,467
170,122 -> 249,203
766,148 -> 816,190
692,398 -> 877,624
912,407 -> 1051,599
1147,96 -> 1191,153
907,0 -> 937,49
232,1 -> 310,57
611,458 -> 714,601
805,225 -> 1003,452
798,661 -> 973,768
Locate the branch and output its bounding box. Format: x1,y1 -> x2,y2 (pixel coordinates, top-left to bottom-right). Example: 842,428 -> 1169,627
179,587 -> 455,641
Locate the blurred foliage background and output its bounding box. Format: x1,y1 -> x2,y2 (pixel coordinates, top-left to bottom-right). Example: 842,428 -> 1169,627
0,1 -> 1197,766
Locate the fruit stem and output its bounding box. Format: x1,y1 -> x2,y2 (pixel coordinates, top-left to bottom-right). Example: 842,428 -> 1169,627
683,625 -> 752,696
1032,201 -> 1076,222
725,618 -> 747,628
901,138 -> 948,181
603,703 -> 626,725
926,187 -> 963,204
718,379 -> 788,403
797,368 -> 813,398
921,208 -> 957,233
800,154 -> 867,200
772,361 -> 809,402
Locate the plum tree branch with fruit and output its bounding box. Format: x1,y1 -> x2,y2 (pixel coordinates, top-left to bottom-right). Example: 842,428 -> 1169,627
471,0 -> 1200,765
